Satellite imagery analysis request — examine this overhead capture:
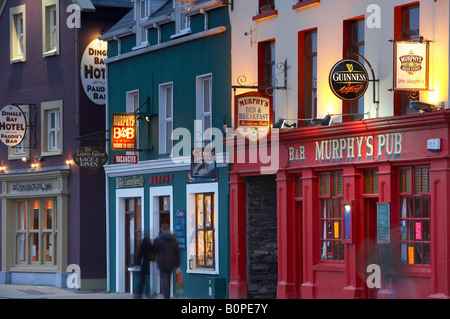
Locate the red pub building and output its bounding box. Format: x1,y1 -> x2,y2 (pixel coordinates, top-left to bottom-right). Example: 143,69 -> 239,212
228,0 -> 450,299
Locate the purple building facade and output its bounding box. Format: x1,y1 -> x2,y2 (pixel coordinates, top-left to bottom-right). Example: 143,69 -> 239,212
0,0 -> 131,289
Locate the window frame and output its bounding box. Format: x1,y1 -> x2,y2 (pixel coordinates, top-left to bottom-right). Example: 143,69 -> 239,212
134,0 -> 149,48
319,171 -> 345,262
126,90 -> 140,155
196,74 -> 212,146
10,4 -> 26,63
42,0 -> 59,57
40,100 -> 63,156
186,182 -> 219,275
399,165 -> 431,267
15,198 -> 58,267
172,0 -> 191,39
158,82 -> 173,156
304,29 -> 317,120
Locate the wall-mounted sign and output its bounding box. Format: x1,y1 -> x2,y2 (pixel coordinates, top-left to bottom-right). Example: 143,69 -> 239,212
116,175 -> 144,188
377,203 -> 390,244
0,104 -> 27,147
174,209 -> 186,251
149,174 -> 173,185
112,113 -> 136,151
235,92 -> 272,142
114,155 -> 138,164
394,41 -> 429,90
80,38 -> 107,105
329,59 -> 369,101
191,147 -> 216,179
73,146 -> 108,169
12,182 -> 51,191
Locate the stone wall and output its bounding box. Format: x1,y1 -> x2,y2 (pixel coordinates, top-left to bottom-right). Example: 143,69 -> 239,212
245,175 -> 278,299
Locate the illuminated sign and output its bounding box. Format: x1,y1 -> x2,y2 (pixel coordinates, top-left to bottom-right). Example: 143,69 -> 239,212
329,59 -> 369,101
112,113 -> 136,151
394,41 -> 429,90
0,104 -> 27,147
235,92 -> 272,142
80,39 -> 107,105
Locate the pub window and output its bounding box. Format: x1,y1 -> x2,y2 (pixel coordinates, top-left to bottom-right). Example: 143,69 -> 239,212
259,0 -> 275,14
304,29 -> 317,120
16,198 -> 57,266
190,193 -> 215,270
258,40 -> 275,124
10,5 -> 26,63
42,0 -> 59,57
394,3 -> 420,115
319,171 -> 344,261
399,166 -> 431,265
364,169 -> 378,194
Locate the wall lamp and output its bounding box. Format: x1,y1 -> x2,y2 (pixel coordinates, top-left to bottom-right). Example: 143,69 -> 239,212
137,114 -> 157,123
274,115 -> 333,129
0,166 -> 5,173
21,156 -> 29,163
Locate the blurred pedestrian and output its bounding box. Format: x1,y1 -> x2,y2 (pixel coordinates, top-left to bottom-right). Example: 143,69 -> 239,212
136,237 -> 155,298
153,223 -> 180,299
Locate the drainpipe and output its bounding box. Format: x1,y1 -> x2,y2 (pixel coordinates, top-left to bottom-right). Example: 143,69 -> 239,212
105,56 -> 111,292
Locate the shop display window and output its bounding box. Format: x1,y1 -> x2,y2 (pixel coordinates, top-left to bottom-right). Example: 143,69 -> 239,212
319,171 -> 344,261
399,166 -> 431,265
15,198 -> 57,266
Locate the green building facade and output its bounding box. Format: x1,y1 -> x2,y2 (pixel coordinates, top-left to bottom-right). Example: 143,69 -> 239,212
101,0 -> 231,298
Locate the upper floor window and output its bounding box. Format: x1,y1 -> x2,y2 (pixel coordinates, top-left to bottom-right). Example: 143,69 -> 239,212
259,0 -> 275,14
126,90 -> 140,154
304,29 -> 317,120
196,74 -> 212,146
10,5 -> 26,63
258,40 -> 275,124
159,83 -> 173,156
173,1 -> 191,38
41,100 -> 63,156
42,0 -> 59,57
0,0 -> 7,16
135,0 -> 148,47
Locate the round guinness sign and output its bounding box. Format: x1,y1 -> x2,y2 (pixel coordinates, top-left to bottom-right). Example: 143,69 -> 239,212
329,59 -> 369,101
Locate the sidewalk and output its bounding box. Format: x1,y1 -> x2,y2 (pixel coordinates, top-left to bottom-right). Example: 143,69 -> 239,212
0,284 -> 167,299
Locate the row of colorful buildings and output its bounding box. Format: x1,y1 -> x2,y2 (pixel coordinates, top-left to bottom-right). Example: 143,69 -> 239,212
1,0 -> 450,299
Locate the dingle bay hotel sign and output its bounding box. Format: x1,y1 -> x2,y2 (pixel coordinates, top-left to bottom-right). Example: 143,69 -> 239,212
0,104 -> 27,147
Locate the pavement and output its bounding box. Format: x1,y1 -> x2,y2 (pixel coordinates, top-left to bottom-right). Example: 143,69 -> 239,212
0,283 -> 168,299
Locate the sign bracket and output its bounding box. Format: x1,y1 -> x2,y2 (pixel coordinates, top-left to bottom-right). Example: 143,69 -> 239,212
347,52 -> 380,107
11,103 -> 38,149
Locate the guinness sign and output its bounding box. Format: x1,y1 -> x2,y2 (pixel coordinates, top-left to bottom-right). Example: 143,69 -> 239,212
329,59 -> 369,101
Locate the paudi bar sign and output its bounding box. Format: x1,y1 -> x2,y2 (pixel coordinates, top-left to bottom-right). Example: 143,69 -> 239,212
0,104 -> 27,147
329,59 -> 369,101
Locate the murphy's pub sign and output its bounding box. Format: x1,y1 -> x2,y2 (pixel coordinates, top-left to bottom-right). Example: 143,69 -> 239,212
288,133 -> 403,164
329,59 -> 369,101
394,41 -> 429,91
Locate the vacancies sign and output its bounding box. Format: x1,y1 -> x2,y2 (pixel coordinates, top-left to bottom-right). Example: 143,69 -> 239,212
0,104 -> 27,147
329,59 -> 369,101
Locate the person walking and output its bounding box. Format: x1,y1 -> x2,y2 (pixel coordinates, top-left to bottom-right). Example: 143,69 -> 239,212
136,237 -> 155,298
153,223 -> 180,299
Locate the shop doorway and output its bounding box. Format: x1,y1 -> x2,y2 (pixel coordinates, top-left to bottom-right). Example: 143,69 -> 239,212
149,186 -> 173,296
124,197 -> 141,292
364,197 -> 379,299
245,175 -> 278,299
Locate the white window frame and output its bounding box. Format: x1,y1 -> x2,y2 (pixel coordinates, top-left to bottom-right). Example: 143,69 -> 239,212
172,1 -> 191,39
186,182 -> 219,275
134,0 -> 149,48
40,100 -> 63,156
8,104 -> 29,160
126,90 -> 139,155
42,0 -> 59,57
158,82 -> 173,156
195,74 -> 212,146
10,5 -> 26,63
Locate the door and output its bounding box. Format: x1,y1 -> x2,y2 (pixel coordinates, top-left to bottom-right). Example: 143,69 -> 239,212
364,197 -> 378,299
124,198 -> 141,292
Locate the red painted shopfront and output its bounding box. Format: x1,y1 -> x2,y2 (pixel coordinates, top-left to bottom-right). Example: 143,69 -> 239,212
227,110 -> 450,299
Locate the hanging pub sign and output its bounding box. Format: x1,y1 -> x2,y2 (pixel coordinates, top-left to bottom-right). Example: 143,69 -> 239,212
191,147 -> 216,179
0,104 -> 27,147
235,92 -> 272,142
394,41 -> 429,91
111,113 -> 136,151
72,146 -> 108,169
329,59 -> 369,101
80,38 -> 107,105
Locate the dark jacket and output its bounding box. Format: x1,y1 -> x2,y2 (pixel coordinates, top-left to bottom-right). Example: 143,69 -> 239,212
137,237 -> 155,275
153,232 -> 180,271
